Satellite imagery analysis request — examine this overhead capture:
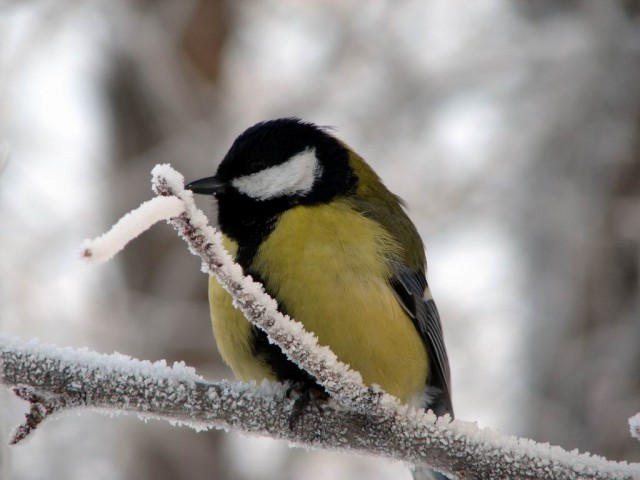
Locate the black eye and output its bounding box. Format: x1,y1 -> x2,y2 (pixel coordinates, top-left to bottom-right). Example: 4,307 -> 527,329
244,157 -> 268,175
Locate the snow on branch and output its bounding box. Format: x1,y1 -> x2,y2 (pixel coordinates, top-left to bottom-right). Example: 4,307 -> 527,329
148,164 -> 383,415
3,163 -> 640,479
630,414 -> 640,442
2,335 -> 639,480
81,195 -> 184,264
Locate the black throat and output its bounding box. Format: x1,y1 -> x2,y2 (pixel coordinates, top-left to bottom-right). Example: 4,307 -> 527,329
217,168 -> 356,269
215,191 -> 286,268
214,122 -> 358,267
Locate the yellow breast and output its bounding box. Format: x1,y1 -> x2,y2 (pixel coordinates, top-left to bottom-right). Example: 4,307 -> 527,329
208,199 -> 428,402
208,236 -> 277,382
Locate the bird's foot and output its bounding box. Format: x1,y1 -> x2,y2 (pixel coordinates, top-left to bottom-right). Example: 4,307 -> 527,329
286,381 -> 328,429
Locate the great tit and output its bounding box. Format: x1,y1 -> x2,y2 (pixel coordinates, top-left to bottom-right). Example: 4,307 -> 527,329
186,118 -> 453,418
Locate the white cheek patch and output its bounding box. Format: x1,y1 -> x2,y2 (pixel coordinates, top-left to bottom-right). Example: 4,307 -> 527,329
231,148 -> 322,200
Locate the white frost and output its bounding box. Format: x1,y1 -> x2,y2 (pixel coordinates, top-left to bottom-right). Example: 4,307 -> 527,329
630,413 -> 640,441
0,334 -> 203,383
150,164 -> 373,411
6,161 -> 639,479
151,163 -> 187,195
3,322 -> 640,478
80,195 -> 184,265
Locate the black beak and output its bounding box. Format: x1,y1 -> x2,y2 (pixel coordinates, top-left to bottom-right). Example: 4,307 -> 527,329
185,176 -> 227,195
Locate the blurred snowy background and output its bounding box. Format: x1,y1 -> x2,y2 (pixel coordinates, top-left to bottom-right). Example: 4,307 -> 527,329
1,1 -> 639,479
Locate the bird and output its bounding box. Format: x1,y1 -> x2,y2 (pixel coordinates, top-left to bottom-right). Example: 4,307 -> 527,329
186,118 -> 453,421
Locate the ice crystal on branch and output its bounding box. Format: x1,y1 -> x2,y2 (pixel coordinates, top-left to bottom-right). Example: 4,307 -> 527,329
150,164 -> 378,413
630,413 -> 640,442
2,164 -> 638,480
2,335 -> 639,479
81,195 -> 184,264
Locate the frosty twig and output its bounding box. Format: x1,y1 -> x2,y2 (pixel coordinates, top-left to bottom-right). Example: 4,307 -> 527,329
2,164 -> 639,480
149,164 -> 386,414
2,335 -> 639,480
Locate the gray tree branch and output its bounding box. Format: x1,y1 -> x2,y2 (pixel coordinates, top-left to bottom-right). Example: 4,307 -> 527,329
1,165 -> 639,480
2,336 -> 639,480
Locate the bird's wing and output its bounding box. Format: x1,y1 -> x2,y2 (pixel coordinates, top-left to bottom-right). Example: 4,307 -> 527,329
345,165 -> 453,415
391,266 -> 453,417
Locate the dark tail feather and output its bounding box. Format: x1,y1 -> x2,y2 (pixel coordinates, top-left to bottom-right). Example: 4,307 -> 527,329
413,386 -> 456,479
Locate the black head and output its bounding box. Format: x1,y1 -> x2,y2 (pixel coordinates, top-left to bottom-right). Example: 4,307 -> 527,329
186,118 -> 357,252
187,118 -> 355,203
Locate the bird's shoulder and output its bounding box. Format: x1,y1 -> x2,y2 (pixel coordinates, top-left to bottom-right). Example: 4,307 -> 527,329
346,151 -> 425,270
347,151 -> 453,416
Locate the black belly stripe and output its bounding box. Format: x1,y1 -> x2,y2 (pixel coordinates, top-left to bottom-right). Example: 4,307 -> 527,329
218,206 -> 315,386
217,192 -> 291,267
232,216 -> 277,268
246,269 -> 319,387
250,326 -> 317,385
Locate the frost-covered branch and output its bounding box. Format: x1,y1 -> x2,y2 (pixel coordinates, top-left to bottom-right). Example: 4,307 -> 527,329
4,163 -> 640,479
2,335 -> 639,480
630,414 -> 640,442
80,195 -> 185,264
148,164 -> 388,415
81,165 -> 376,413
